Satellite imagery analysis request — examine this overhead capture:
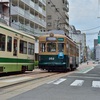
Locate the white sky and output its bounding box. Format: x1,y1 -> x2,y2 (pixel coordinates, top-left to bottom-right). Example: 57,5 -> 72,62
69,0 -> 100,48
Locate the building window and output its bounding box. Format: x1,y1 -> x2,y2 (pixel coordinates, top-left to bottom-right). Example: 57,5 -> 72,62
47,15 -> 52,20
47,22 -> 52,26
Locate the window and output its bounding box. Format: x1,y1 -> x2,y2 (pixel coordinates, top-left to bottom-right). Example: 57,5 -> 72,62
28,43 -> 34,55
47,15 -> 52,20
7,36 -> 12,52
20,40 -> 27,54
47,43 -> 56,52
0,33 -> 5,51
58,43 -> 64,52
40,43 -> 46,52
47,22 -> 52,26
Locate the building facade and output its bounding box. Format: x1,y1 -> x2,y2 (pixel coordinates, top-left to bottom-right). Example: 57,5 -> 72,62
0,0 -> 46,34
69,25 -> 87,63
46,0 -> 69,35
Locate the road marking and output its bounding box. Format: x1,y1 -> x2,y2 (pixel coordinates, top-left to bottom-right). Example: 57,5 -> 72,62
75,67 -> 94,73
53,78 -> 66,85
47,79 -> 59,84
1,77 -> 31,82
83,67 -> 94,73
92,81 -> 100,88
68,75 -> 100,79
70,80 -> 84,86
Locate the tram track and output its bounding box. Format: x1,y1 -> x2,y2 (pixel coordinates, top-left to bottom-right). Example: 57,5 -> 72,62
0,70 -> 73,99
0,69 -> 61,88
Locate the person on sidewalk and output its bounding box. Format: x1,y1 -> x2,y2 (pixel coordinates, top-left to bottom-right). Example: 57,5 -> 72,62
87,61 -> 89,65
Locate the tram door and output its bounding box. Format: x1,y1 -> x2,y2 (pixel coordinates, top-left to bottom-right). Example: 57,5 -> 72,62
13,38 -> 18,56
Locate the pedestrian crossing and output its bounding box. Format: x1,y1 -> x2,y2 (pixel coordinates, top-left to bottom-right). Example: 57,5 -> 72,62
47,78 -> 100,88
70,80 -> 84,86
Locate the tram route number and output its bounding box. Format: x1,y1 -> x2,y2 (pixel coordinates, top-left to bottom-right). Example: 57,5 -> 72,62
49,57 -> 55,60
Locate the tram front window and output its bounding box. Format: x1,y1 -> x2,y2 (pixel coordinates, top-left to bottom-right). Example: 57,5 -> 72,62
40,43 -> 46,52
58,43 -> 64,52
47,43 -> 56,52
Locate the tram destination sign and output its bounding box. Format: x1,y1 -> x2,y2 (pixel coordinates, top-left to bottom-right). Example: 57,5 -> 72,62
57,38 -> 64,42
46,37 -> 57,41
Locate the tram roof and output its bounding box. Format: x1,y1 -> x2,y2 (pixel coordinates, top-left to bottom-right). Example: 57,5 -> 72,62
39,33 -> 79,47
0,22 -> 35,40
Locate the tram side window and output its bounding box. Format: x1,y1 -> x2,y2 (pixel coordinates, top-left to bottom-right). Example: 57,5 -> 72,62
7,36 -> 12,52
28,43 -> 34,55
0,34 -> 5,51
40,43 -> 46,52
47,43 -> 56,52
58,43 -> 64,52
20,40 -> 27,54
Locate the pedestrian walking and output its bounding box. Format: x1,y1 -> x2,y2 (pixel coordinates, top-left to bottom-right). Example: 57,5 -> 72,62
87,61 -> 88,65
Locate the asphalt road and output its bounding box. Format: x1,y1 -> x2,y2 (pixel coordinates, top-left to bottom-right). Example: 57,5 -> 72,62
9,64 -> 100,100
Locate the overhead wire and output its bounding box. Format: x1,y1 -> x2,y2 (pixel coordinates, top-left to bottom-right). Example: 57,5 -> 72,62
49,0 -> 66,21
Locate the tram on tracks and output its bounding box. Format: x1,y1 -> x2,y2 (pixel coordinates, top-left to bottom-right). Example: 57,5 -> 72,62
38,32 -> 79,72
0,23 -> 35,73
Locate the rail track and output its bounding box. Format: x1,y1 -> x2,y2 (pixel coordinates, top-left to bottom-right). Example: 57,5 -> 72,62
0,69 -> 73,99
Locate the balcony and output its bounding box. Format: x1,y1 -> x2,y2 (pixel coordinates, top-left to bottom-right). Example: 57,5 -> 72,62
65,12 -> 69,17
65,19 -> 69,24
21,0 -> 30,5
11,6 -> 24,16
39,0 -> 46,6
65,24 -> 69,30
30,14 -> 46,27
63,6 -> 69,12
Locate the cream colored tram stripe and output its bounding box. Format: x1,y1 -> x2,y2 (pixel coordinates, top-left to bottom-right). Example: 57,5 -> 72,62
70,80 -> 84,86
92,81 -> 100,88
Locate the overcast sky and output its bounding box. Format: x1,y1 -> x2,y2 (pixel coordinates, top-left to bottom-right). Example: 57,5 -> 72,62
69,0 -> 100,48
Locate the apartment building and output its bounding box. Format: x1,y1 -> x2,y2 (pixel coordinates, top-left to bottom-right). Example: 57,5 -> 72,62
0,0 -> 46,34
69,25 -> 87,63
46,0 -> 69,35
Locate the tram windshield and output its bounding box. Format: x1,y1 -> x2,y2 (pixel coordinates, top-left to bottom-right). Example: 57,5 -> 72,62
47,43 -> 56,52
40,43 -> 46,52
58,43 -> 64,52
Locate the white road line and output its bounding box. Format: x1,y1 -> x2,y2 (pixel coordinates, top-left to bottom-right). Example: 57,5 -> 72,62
47,79 -> 59,84
53,78 -> 66,85
1,77 -> 31,82
92,81 -> 100,88
83,67 -> 94,73
70,80 -> 84,86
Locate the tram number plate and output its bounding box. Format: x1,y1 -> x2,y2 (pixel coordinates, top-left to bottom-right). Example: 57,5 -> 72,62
49,57 -> 54,60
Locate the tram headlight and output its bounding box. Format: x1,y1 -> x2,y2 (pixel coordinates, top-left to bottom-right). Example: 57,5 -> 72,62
58,52 -> 64,59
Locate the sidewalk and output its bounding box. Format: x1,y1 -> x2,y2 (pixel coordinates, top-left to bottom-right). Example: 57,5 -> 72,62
76,61 -> 98,73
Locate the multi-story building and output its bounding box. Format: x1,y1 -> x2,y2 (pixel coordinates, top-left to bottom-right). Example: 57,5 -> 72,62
69,25 -> 87,63
46,0 -> 69,35
0,0 -> 46,60
0,0 -> 46,34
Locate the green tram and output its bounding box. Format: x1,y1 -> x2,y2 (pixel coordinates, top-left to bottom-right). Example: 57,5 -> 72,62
0,23 -> 35,73
39,33 -> 79,72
